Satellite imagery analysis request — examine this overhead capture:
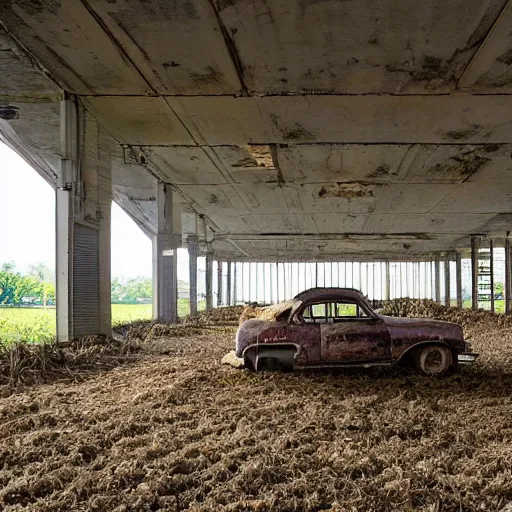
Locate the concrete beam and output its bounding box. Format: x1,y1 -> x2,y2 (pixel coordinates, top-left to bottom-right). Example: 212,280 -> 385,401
153,183 -> 181,322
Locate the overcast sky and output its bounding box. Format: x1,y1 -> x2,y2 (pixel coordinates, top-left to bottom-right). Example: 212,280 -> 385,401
0,142 -> 194,281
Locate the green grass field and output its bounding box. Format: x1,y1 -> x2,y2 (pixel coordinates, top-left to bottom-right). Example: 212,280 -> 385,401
0,300 -> 199,344
0,299 -> 503,344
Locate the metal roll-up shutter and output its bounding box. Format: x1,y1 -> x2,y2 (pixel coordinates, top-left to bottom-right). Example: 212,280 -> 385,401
73,224 -> 100,336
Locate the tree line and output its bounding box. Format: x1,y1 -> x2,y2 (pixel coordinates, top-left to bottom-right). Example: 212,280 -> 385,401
0,262 -> 55,307
0,263 -> 167,306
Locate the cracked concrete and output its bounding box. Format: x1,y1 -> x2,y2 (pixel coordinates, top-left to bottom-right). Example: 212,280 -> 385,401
1,0 -> 512,261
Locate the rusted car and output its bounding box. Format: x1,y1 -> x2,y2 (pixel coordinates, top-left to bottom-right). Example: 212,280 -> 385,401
235,288 -> 477,375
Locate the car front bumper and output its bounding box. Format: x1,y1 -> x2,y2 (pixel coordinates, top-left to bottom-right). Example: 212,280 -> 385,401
457,352 -> 478,364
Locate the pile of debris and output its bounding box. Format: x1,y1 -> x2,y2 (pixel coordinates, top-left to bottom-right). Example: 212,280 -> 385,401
380,298 -> 512,331
114,305 -> 244,342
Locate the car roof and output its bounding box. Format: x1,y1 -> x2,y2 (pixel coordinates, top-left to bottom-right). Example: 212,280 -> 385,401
293,287 -> 365,303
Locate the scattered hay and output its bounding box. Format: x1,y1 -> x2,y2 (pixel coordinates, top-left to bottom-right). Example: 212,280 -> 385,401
0,342 -> 65,387
380,298 -> 512,334
0,324 -> 510,512
0,307 -> 244,390
239,300 -> 295,325
1,300 -> 512,511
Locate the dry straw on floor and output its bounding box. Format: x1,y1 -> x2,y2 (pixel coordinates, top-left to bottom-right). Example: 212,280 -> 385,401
0,300 -> 511,511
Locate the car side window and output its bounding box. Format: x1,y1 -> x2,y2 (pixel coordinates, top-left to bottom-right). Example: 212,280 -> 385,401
301,301 -> 368,324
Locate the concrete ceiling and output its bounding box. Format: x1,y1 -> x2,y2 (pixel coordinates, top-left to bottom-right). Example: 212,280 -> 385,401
1,0 -> 512,260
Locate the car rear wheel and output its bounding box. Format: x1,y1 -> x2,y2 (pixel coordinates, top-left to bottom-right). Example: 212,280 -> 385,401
415,345 -> 452,376
257,348 -> 295,372
257,356 -> 283,372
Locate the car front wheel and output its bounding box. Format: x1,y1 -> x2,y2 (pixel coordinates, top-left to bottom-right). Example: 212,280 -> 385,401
415,345 -> 453,376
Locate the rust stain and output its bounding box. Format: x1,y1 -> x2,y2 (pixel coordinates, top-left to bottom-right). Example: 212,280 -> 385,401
189,66 -> 225,85
282,123 -> 314,141
497,48 -> 512,66
428,150 -> 490,181
441,124 -> 482,141
367,164 -> 396,179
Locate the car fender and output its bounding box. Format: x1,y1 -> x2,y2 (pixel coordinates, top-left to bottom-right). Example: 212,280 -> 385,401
243,343 -> 299,370
397,340 -> 455,363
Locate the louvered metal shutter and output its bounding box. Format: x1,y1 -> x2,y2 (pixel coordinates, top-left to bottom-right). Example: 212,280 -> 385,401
73,224 -> 100,336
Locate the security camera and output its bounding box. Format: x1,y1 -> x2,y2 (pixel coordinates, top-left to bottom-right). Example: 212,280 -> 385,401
0,105 -> 19,121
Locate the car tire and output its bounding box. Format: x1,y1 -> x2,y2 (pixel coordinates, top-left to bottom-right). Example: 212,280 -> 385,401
244,356 -> 255,372
256,356 -> 283,372
245,347 -> 296,372
415,345 -> 453,376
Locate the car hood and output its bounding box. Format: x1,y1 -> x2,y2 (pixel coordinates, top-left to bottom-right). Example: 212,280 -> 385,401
380,315 -> 464,343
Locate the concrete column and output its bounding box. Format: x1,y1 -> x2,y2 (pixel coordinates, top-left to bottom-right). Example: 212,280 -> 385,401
471,237 -> 479,310
456,252 -> 463,308
263,263 -> 267,303
385,261 -> 390,301
153,183 -> 181,322
432,255 -> 440,303
444,255 -> 451,307
276,262 -> 280,302
205,251 -> 213,311
270,263 -> 274,303
233,262 -> 238,304
255,263 -> 259,302
226,260 -> 232,305
188,235 -> 198,316
505,237 -> 511,315
56,100 -> 112,341
247,261 -> 252,302
217,261 -> 223,306
490,240 -> 495,313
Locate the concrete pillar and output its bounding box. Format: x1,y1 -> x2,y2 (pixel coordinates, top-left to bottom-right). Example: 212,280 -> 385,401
255,262 -> 259,302
226,260 -> 232,305
490,240 -> 495,313
276,262 -> 280,302
217,261 -> 223,306
385,261 -> 390,301
233,262 -> 238,304
205,251 -> 213,311
471,237 -> 479,310
444,255 -> 451,307
270,263 -> 274,303
456,252 -> 463,308
153,183 -> 181,322
264,263 -> 268,303
505,237 -> 511,315
56,100 -> 112,341
188,235 -> 198,316
433,255 -> 440,303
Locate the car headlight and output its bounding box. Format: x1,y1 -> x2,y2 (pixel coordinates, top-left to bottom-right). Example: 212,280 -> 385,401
464,339 -> 473,352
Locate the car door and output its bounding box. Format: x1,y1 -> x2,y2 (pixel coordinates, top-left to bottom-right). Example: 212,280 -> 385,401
318,301 -> 392,362
280,303 -> 325,364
